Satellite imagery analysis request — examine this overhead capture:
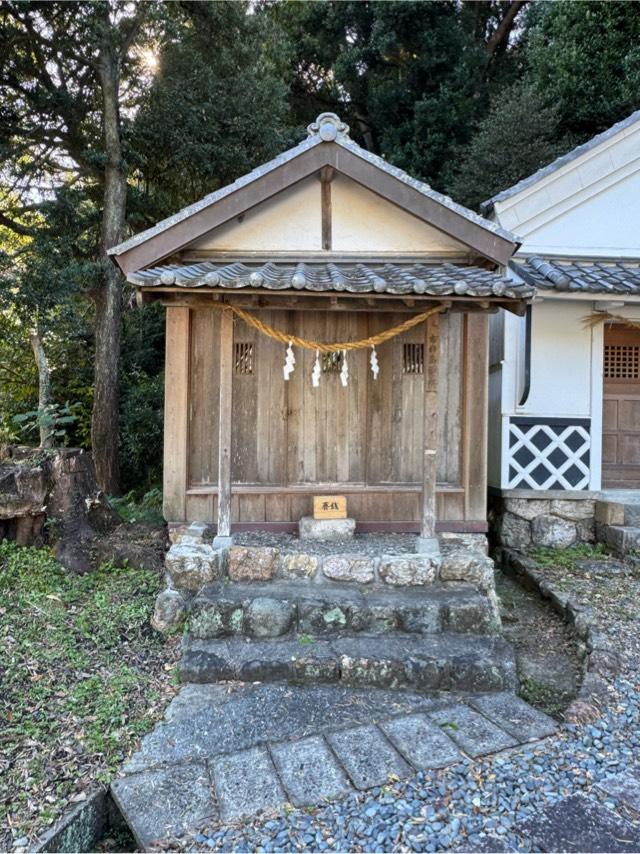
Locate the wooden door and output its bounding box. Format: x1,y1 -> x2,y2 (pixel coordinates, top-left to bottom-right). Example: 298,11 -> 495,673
602,325 -> 640,487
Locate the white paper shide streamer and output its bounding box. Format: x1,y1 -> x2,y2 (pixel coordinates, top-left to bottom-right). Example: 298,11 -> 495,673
370,345 -> 379,379
311,349 -> 321,387
340,349 -> 349,387
283,340 -> 295,381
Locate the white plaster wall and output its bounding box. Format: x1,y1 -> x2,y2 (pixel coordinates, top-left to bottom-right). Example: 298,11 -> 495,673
493,117 -> 640,258
330,174 -> 464,253
189,173 -> 467,255
519,300 -> 592,416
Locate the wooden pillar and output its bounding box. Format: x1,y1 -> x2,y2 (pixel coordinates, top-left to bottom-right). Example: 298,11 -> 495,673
216,308 -> 234,538
163,306 -> 190,523
462,313 -> 489,522
421,312 -> 439,540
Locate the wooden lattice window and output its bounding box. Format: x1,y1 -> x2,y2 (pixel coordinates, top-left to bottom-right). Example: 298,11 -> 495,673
403,342 -> 424,374
604,344 -> 640,379
322,351 -> 343,373
234,342 -> 254,375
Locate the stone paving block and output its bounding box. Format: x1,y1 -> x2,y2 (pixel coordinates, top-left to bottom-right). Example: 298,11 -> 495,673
326,724 -> 411,789
468,692 -> 557,741
596,767 -> 640,814
517,793 -> 639,852
110,763 -> 216,850
270,736 -> 352,807
211,747 -> 287,822
429,703 -> 517,757
381,713 -> 463,770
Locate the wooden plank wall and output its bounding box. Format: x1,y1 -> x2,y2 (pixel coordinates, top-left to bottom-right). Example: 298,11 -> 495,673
182,306 -> 479,525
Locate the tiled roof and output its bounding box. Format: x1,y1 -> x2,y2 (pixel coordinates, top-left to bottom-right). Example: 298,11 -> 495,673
109,114 -> 517,259
512,256 -> 640,294
128,261 -> 534,299
482,109 -> 640,212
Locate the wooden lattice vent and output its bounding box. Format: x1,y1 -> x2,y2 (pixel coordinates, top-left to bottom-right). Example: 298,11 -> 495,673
234,342 -> 254,375
604,344 -> 640,380
403,342 -> 424,375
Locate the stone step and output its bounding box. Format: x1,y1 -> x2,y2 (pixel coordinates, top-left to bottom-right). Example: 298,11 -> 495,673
180,632 -> 518,694
599,524 -> 640,555
189,580 -> 499,640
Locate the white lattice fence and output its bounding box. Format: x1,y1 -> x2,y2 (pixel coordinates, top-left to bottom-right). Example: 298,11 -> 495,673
507,418 -> 591,490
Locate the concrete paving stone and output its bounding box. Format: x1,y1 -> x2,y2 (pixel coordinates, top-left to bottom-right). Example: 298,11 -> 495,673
211,747 -> 287,822
269,736 -> 352,807
110,763 -> 216,850
468,692 -> 557,741
517,793 -> 640,852
380,713 -> 463,770
596,767 -> 640,814
326,724 -> 411,789
429,703 -> 518,757
123,684 -> 440,774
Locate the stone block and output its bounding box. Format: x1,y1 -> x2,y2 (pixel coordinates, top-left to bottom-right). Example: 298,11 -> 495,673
211,747 -> 286,822
298,600 -> 352,634
517,793 -> 639,853
497,512 -> 532,549
279,552 -> 318,579
398,601 -> 441,634
381,714 -> 462,770
110,763 -> 216,851
189,598 -> 244,639
575,518 -> 595,542
531,514 -> 578,548
165,542 -> 219,592
444,596 -> 497,634
151,589 -> 187,634
468,692 -> 556,741
322,555 -> 375,583
244,597 -> 295,638
439,549 -> 495,593
595,500 -> 625,526
299,516 -> 356,540
439,532 -> 488,554
326,725 -> 410,790
351,604 -> 399,634
227,546 -> 279,581
503,498 -> 550,520
596,767 -> 640,814
378,554 -> 439,586
270,736 -> 352,806
429,704 -> 517,757
550,499 -> 595,521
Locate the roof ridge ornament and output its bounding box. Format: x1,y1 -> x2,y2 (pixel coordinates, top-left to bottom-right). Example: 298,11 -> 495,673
307,112 -> 350,142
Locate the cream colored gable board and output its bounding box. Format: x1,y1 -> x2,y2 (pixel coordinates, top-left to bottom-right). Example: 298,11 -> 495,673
511,168 -> 640,257
187,173 -> 467,254
494,120 -> 640,236
330,173 -> 465,252
189,176 -> 322,252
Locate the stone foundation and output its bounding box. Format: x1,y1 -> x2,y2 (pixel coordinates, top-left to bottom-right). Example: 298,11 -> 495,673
152,525 -> 499,634
491,494 -> 596,550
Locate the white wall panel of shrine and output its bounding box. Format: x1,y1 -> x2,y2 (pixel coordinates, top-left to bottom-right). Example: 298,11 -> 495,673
186,174 -> 467,255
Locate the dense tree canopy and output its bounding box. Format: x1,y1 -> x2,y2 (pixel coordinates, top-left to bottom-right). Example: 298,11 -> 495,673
0,0 -> 638,496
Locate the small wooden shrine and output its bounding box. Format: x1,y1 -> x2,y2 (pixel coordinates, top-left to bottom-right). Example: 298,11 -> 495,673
109,113 -> 532,540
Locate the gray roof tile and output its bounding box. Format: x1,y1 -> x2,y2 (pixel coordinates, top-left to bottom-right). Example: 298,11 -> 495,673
129,260 -> 534,300
512,257 -> 640,294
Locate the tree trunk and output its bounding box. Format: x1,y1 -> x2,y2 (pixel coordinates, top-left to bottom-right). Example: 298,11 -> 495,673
93,45 -> 126,495
29,326 -> 53,449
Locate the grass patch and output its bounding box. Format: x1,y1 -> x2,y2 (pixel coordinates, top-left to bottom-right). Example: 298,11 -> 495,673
530,542 -> 609,571
0,540 -> 178,842
108,486 -> 164,525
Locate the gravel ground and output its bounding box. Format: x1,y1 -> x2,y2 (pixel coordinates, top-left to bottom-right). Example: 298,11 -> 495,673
174,549 -> 640,853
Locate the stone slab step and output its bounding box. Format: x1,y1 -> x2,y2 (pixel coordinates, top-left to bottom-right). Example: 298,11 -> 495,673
599,524 -> 640,555
189,580 -> 498,640
180,632 -> 518,693
111,683 -> 556,849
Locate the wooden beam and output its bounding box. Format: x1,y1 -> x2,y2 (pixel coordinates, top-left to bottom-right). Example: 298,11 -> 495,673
421,312 -> 439,539
462,313 -> 489,522
163,307 -> 191,523
320,165 -> 333,251
216,308 -> 234,538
